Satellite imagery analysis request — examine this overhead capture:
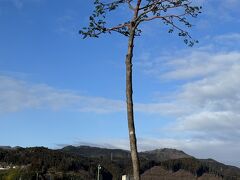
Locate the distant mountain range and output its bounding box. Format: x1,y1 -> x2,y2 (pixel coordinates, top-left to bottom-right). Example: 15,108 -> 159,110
0,145 -> 239,179
0,146 -> 12,150
61,145 -> 191,162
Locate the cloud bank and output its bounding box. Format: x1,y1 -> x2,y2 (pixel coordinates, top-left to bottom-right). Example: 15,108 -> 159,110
135,33 -> 240,167
0,75 -> 125,114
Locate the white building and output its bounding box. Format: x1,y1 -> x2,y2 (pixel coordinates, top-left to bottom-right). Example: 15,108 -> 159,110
0,166 -> 10,170
122,175 -> 131,180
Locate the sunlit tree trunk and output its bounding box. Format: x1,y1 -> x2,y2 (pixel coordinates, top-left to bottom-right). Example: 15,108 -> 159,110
125,25 -> 140,180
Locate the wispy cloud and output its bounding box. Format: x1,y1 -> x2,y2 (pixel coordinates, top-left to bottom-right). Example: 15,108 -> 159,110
0,0 -> 42,9
200,0 -> 240,22
138,49 -> 240,81
56,11 -> 79,36
133,33 -> 240,167
214,33 -> 240,41
0,75 -> 196,115
0,75 -> 125,114
138,33 -> 240,118
0,75 -> 184,114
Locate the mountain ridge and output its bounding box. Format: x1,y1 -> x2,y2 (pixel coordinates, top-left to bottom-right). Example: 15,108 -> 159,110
61,145 -> 191,161
0,145 -> 239,179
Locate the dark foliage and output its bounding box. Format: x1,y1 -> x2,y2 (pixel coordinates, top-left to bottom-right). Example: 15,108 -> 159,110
79,0 -> 202,46
0,146 -> 239,179
161,158 -> 209,177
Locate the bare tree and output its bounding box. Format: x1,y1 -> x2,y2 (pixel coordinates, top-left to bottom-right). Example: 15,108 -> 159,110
79,1 -> 201,179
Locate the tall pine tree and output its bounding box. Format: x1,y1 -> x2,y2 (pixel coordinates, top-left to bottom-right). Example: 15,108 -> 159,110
79,1 -> 201,179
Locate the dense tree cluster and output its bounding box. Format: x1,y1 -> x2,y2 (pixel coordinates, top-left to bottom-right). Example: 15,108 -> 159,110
0,147 -> 239,180
161,158 -> 209,176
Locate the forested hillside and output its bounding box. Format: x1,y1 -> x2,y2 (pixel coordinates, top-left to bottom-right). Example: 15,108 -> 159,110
0,146 -> 239,180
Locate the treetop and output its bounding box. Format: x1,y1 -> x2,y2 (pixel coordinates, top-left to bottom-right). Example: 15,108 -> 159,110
79,0 -> 202,46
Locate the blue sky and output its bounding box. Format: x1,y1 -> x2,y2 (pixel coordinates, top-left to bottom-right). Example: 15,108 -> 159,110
0,0 -> 240,167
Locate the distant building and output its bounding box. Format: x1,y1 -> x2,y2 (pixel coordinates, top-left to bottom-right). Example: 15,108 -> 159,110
0,163 -> 17,170
0,166 -> 10,170
122,175 -> 132,180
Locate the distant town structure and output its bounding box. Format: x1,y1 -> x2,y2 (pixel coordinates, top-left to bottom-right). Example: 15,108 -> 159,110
122,175 -> 131,180
0,163 -> 17,171
0,166 -> 10,170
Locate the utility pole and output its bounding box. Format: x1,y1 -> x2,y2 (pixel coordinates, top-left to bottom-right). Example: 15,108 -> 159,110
36,172 -> 39,180
97,164 -> 101,180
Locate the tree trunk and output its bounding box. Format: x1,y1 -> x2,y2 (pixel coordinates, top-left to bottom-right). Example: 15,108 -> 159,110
125,27 -> 140,180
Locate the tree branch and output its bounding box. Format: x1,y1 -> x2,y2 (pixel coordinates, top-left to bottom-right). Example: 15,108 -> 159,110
80,0 -> 201,45
108,23 -> 131,30
137,1 -> 190,23
127,0 -> 135,11
140,12 -> 187,22
133,0 -> 142,20
139,0 -> 165,10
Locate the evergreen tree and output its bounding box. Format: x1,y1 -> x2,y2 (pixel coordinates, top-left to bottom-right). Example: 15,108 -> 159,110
79,1 -> 201,179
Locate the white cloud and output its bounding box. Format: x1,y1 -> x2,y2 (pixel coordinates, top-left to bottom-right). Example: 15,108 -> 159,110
0,75 -> 186,114
214,33 -> 240,42
179,64 -> 240,110
0,75 -> 200,115
152,49 -> 240,138
174,111 -> 240,138
169,62 -> 240,141
135,102 -> 192,116
0,75 -> 125,114
134,33 -> 240,167
139,50 -> 240,81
